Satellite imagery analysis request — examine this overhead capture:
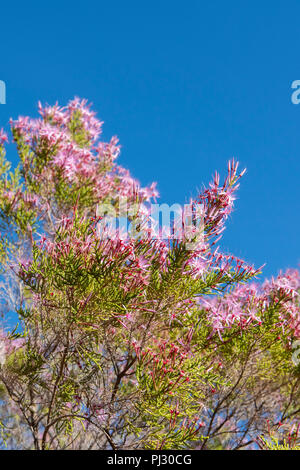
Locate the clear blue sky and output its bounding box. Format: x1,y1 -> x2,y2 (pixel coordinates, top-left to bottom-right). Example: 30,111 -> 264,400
0,1 -> 299,280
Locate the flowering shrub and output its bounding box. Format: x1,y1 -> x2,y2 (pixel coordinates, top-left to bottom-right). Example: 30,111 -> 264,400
0,99 -> 299,450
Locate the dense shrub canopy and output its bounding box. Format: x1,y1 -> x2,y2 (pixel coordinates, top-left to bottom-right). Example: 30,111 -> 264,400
0,99 -> 299,450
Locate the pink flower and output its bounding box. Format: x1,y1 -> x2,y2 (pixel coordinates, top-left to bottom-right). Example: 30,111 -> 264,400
0,128 -> 8,145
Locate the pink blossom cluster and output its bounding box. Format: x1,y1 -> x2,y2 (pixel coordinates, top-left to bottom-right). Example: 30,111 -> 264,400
263,269 -> 300,337
197,159 -> 246,245
9,98 -> 158,212
38,98 -> 103,143
0,128 -> 8,145
200,268 -> 300,338
140,340 -> 192,394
